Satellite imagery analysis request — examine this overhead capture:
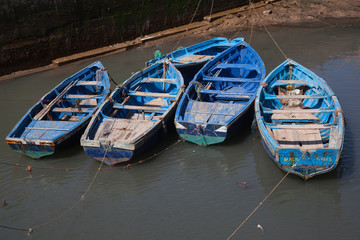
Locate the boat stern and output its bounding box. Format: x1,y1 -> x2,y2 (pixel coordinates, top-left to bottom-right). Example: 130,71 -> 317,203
175,121 -> 227,146
277,148 -> 340,179
5,138 -> 55,158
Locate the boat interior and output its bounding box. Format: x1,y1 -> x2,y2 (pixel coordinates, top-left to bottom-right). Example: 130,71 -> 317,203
258,68 -> 340,149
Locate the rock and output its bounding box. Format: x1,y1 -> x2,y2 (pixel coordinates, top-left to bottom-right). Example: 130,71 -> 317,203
263,10 -> 273,14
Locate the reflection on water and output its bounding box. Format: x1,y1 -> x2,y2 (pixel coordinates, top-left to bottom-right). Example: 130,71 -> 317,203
0,20 -> 360,239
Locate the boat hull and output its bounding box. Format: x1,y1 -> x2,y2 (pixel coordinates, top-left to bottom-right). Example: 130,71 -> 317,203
176,102 -> 254,146
255,59 -> 345,179
83,123 -> 166,166
259,134 -> 341,179
6,120 -> 90,158
6,61 -> 110,159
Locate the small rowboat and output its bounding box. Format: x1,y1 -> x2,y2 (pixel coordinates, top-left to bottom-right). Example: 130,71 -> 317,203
255,59 -> 345,180
174,40 -> 265,146
147,37 -> 244,83
81,59 -> 184,166
6,61 -> 111,158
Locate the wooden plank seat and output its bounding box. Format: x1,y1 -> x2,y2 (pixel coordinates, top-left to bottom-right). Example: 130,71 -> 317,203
127,91 -> 176,98
202,76 -> 261,83
142,78 -> 176,83
262,108 -> 335,114
272,128 -> 324,149
271,112 -> 319,121
113,103 -> 167,113
213,63 -> 260,71
76,81 -> 100,86
271,80 -> 309,86
268,124 -> 332,129
177,54 -> 212,63
199,89 -> 251,95
66,94 -> 102,99
25,127 -> 70,131
52,107 -> 93,113
264,92 -> 328,100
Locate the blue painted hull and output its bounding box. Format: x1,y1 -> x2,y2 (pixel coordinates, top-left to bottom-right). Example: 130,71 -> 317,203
7,120 -> 89,158
83,123 -> 165,165
175,39 -> 265,146
81,59 -> 184,165
177,102 -> 254,146
6,61 -> 110,159
147,37 -> 244,84
255,59 -> 345,179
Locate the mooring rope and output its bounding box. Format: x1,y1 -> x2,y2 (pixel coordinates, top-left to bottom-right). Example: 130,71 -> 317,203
171,0 -> 202,52
226,151 -> 308,240
0,145 -> 111,235
248,0 -> 288,61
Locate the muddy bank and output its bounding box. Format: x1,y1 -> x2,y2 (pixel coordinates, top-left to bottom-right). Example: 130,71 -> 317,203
1,0 -> 359,81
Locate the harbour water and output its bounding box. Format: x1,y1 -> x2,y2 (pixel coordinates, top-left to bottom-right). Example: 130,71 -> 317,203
0,20 -> 359,239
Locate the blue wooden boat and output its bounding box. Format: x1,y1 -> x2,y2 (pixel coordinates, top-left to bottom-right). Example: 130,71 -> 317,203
255,59 -> 345,179
6,61 -> 111,158
147,37 -> 244,84
174,40 -> 265,146
81,59 -> 184,166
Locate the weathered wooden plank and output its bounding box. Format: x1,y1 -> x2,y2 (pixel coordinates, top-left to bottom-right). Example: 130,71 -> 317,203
52,107 -> 92,113
25,127 -> 70,131
274,80 -> 308,85
143,78 -> 176,83
263,108 -> 334,114
76,81 -> 100,86
113,103 -> 166,112
214,63 -> 259,70
300,129 -> 323,149
269,124 -> 331,129
178,54 -> 212,63
272,129 -> 299,147
265,94 -> 327,100
271,112 -> 318,120
34,80 -> 78,120
66,94 -> 101,99
128,91 -> 176,98
272,128 -> 323,148
202,76 -> 261,83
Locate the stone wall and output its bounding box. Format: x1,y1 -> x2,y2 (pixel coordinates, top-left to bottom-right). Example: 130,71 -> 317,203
0,0 -> 251,75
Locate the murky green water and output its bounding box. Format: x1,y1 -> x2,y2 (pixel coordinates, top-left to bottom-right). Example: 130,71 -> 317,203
0,20 -> 359,239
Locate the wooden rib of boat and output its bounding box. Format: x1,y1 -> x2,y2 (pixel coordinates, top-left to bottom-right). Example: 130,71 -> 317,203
146,37 -> 244,84
174,40 -> 265,146
81,59 -> 184,166
6,61 -> 111,158
255,59 -> 345,180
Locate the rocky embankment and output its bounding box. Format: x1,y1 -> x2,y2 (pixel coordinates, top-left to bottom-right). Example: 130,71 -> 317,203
1,0 -> 359,81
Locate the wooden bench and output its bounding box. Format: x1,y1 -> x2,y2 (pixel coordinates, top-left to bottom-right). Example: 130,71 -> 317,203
264,92 -> 328,100
52,107 -> 93,113
76,81 -> 100,86
127,91 -> 176,98
272,128 -> 323,149
66,94 -> 102,99
268,124 -> 332,130
142,78 -> 176,83
113,103 -> 167,113
213,63 -> 260,71
202,76 -> 261,83
263,108 -> 335,114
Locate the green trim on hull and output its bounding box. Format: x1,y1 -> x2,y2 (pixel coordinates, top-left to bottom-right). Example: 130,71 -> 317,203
180,134 -> 225,146
14,149 -> 53,159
